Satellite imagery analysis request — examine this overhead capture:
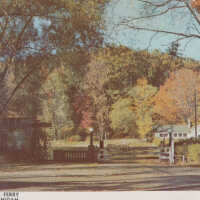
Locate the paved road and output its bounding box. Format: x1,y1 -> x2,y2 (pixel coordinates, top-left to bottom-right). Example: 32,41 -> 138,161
1,163 -> 200,191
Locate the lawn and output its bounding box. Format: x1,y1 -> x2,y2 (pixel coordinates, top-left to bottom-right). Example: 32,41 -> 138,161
51,138 -> 157,149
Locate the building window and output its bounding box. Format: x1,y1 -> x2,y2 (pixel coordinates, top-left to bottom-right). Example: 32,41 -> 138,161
183,133 -> 187,137
160,134 -> 163,137
174,133 -> 177,137
178,133 -> 182,137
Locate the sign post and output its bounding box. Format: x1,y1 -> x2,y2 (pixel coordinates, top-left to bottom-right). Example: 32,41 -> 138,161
169,137 -> 174,164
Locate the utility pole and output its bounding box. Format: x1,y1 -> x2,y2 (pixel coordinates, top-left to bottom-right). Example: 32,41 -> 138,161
169,125 -> 174,164
195,89 -> 198,139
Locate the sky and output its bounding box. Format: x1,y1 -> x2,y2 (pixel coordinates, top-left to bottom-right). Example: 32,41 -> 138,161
104,0 -> 200,61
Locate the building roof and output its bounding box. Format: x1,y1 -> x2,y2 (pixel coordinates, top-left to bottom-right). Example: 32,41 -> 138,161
156,125 -> 190,133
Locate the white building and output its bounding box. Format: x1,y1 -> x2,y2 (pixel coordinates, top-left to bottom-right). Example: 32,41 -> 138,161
189,125 -> 200,138
154,125 -> 200,140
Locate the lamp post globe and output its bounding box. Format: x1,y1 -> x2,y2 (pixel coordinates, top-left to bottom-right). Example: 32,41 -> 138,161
89,127 -> 93,132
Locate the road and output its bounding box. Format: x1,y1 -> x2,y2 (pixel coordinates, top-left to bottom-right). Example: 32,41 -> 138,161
1,162 -> 200,191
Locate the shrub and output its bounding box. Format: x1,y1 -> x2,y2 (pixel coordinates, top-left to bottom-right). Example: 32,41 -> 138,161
187,143 -> 200,163
60,126 -> 74,140
175,145 -> 185,155
69,135 -> 82,142
109,98 -> 138,138
152,138 -> 162,146
78,129 -> 88,141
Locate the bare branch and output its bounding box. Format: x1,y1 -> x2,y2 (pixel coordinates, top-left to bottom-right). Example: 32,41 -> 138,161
183,37 -> 195,51
192,22 -> 200,35
0,8 -> 10,42
120,23 -> 200,39
0,55 -> 50,115
137,0 -> 173,7
120,5 -> 186,24
146,32 -> 159,50
15,16 -> 33,49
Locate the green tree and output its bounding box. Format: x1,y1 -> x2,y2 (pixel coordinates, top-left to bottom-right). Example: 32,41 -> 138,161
0,0 -> 110,115
109,98 -> 137,138
128,78 -> 157,138
39,68 -> 74,140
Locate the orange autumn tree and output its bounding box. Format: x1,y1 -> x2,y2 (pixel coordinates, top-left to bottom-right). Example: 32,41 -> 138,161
191,0 -> 200,12
154,69 -> 200,125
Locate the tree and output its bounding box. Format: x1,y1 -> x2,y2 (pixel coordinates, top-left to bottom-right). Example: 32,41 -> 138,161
84,54 -> 111,141
128,78 -> 157,138
167,41 -> 180,57
109,98 -> 137,138
0,0 -> 109,58
7,54 -> 56,117
113,0 -> 200,48
154,68 -> 200,124
83,46 -> 200,140
88,45 -> 199,93
71,94 -> 95,130
0,0 -> 110,116
39,68 -> 74,140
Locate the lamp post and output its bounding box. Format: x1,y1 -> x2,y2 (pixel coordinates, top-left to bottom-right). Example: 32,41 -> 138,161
88,127 -> 96,162
169,125 -> 174,164
89,127 -> 94,147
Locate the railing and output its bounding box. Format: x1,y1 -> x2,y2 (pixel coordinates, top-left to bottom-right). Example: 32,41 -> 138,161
53,147 -> 98,162
65,151 -> 88,161
159,146 -> 171,161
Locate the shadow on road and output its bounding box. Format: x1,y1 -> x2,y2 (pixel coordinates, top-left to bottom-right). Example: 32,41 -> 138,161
1,163 -> 200,191
1,174 -> 200,191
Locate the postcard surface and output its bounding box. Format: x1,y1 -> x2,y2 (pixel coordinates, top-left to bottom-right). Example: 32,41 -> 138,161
1,0 -> 200,196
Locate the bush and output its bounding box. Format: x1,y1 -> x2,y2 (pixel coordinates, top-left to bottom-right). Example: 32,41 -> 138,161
69,135 -> 82,142
109,98 -> 138,138
60,126 -> 74,140
152,138 -> 162,146
175,144 -> 185,155
187,144 -> 200,163
78,130 -> 88,141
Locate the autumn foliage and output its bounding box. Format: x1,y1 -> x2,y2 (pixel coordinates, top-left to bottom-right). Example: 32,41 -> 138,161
72,94 -> 95,129
191,0 -> 200,12
129,78 -> 157,138
154,69 -> 200,124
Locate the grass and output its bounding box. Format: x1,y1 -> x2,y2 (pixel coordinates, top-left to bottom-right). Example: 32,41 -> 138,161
51,137 -> 157,149
106,138 -> 156,147
51,137 -> 98,149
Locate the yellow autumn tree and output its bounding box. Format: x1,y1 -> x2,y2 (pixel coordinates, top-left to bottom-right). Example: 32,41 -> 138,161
39,67 -> 74,140
128,78 -> 157,138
